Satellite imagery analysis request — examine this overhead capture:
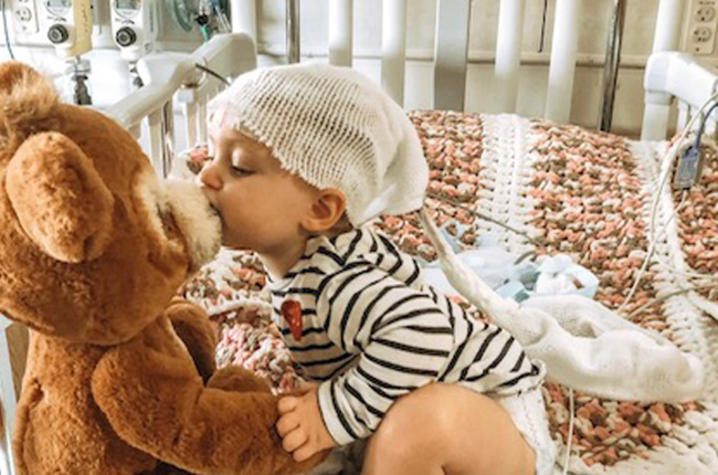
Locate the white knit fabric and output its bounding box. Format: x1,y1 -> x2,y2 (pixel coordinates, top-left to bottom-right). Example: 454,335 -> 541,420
470,114 -> 718,474
418,209 -> 705,404
207,63 -> 429,226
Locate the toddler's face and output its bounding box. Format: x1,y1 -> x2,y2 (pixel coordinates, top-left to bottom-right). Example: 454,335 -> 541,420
197,126 -> 318,254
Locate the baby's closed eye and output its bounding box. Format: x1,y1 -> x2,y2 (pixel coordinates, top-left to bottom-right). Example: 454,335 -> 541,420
231,166 -> 254,177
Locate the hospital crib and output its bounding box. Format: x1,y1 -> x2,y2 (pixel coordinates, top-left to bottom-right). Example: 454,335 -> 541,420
3,0 -> 718,473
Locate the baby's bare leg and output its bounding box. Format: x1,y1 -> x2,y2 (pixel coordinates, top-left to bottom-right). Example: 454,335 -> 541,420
362,383 -> 535,475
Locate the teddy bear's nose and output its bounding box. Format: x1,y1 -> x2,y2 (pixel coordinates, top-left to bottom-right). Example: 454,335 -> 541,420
165,179 -> 222,270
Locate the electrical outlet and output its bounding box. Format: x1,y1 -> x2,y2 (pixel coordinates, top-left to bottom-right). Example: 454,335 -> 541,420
693,25 -> 713,43
15,6 -> 32,22
686,0 -> 718,55
11,0 -> 39,34
696,5 -> 717,22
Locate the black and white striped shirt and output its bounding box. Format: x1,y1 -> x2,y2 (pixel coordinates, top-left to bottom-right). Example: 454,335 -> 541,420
268,226 -> 544,445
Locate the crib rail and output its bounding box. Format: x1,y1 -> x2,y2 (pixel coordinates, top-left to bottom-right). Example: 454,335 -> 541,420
642,52 -> 718,140
0,318 -> 15,475
232,0 -> 692,138
106,33 -> 256,177
434,0 -> 471,112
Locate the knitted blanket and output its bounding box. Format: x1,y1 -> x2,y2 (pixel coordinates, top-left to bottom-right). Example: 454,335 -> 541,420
178,111 -> 718,474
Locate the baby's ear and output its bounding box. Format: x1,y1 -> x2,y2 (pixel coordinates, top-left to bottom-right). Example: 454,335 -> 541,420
302,187 -> 348,234
6,132 -> 114,263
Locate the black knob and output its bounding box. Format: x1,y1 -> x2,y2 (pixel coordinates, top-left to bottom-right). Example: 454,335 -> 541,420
47,24 -> 69,44
196,14 -> 209,26
115,27 -> 137,47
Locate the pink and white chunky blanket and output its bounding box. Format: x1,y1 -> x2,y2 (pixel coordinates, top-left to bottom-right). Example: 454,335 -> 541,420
179,111 -> 718,475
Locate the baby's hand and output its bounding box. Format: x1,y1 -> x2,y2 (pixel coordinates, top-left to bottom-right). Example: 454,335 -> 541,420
276,382 -> 336,462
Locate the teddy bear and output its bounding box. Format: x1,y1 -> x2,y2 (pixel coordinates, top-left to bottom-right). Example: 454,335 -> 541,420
0,61 -> 322,474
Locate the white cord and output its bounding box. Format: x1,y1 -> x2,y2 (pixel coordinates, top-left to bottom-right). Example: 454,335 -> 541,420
618,190 -> 688,313
0,0 -> 14,60
619,91 -> 718,313
563,387 -> 574,475
620,190 -> 718,316
425,192 -> 541,246
647,107 -> 718,282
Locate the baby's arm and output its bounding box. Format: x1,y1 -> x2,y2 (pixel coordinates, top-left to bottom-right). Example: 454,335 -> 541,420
275,382 -> 336,462
277,268 -> 453,459
317,301 -> 453,445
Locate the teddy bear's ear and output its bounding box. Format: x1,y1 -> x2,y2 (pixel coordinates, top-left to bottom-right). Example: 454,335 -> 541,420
0,62 -> 44,93
0,62 -> 58,133
6,131 -> 114,263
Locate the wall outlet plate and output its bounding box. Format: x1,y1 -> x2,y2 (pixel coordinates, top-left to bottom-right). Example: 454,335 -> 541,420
686,0 -> 718,55
10,0 -> 104,46
11,0 -> 39,35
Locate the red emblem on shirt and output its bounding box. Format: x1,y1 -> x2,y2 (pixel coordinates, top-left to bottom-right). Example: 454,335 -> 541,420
281,299 -> 303,341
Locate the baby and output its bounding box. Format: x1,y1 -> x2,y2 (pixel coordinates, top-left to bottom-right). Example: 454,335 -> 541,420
198,63 -> 556,475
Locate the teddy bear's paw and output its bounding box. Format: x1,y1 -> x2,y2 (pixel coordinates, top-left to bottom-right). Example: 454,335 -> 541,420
207,365 -> 273,393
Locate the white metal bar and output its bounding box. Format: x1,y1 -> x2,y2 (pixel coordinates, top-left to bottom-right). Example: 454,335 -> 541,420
162,101 -> 175,177
494,0 -> 525,113
677,101 -> 690,132
652,0 -> 685,52
191,33 -> 257,79
0,317 -> 17,475
230,0 -> 257,40
129,124 -> 142,140
109,55 -> 195,130
597,0 -> 626,132
329,0 -> 353,67
0,436 -> 10,475
108,35 -> 255,129
642,52 -> 718,140
198,99 -> 208,145
641,0 -> 686,140
381,0 -> 408,105
184,102 -> 198,148
286,0 -> 301,63
434,0 -> 471,111
544,0 -> 581,122
107,34 -> 255,176
642,102 -> 672,140
148,110 -> 164,174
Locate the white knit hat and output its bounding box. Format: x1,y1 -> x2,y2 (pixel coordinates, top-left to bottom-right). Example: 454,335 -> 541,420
207,63 -> 428,226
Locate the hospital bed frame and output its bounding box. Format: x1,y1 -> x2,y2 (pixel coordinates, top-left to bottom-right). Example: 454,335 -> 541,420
2,1 -> 718,473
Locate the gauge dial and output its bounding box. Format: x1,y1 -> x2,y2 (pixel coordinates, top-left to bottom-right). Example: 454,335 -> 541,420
44,0 -> 72,17
113,0 -> 141,20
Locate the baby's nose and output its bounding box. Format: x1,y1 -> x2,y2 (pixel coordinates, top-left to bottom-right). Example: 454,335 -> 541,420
197,162 -> 221,190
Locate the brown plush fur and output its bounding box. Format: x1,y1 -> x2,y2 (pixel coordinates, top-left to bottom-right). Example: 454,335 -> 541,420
0,62 -> 323,474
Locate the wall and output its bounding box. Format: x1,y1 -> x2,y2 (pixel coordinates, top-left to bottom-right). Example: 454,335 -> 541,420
0,0 -> 710,139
